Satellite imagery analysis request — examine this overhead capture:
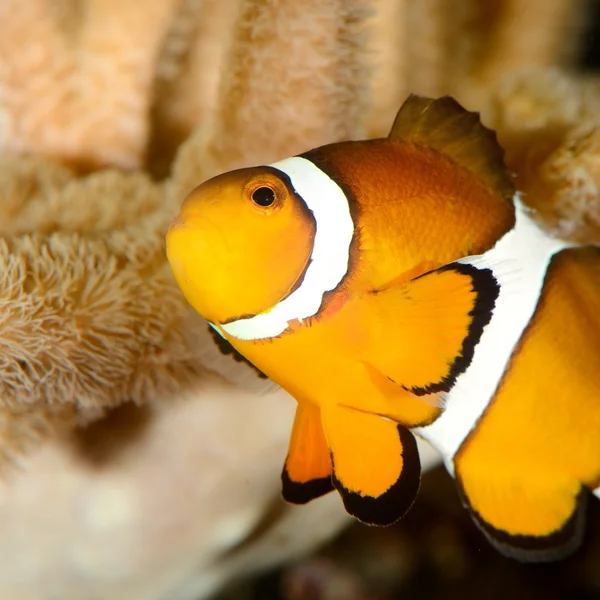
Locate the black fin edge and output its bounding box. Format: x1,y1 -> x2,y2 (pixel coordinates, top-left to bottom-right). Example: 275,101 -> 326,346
332,425 -> 421,526
281,466 -> 334,505
464,487 -> 588,563
409,262 -> 500,396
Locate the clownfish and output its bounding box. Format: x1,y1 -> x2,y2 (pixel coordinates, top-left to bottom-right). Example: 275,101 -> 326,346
166,94 -> 600,562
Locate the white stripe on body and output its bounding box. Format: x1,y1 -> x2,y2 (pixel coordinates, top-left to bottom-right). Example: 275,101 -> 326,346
415,197 -> 575,475
221,157 -> 354,341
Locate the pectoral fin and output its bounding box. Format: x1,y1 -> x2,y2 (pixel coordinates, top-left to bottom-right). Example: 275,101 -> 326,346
321,405 -> 420,525
281,402 -> 334,504
365,261 -> 499,398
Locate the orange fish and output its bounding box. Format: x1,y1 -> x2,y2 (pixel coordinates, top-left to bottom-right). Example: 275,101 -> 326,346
166,94 -> 600,562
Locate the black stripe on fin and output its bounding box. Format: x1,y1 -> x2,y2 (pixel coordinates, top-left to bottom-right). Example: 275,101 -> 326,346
281,467 -> 334,505
409,262 -> 500,397
332,425 -> 421,526
465,488 -> 588,563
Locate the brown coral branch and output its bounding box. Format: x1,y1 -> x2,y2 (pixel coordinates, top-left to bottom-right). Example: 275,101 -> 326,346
489,68 -> 600,243
171,0 -> 374,199
467,0 -> 586,87
366,0 -> 409,137
0,0 -> 180,171
0,232 -> 204,412
0,154 -> 207,429
149,0 -> 242,177
364,0 -> 589,137
453,0 -> 588,109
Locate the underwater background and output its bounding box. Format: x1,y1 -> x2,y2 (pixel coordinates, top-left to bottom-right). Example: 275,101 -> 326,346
1,1 -> 600,600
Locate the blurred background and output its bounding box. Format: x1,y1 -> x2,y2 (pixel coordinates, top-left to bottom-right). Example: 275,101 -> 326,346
1,1 -> 600,599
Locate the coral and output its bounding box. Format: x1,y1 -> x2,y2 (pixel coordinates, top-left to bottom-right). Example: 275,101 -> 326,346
0,0 -> 180,170
0,1 -> 597,599
0,0 -> 587,174
169,0 -> 374,196
0,153 -> 206,422
360,0 -> 587,136
487,68 -> 600,242
0,379 -> 354,600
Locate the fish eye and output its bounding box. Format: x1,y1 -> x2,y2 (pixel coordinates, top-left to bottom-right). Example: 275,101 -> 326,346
251,186 -> 276,207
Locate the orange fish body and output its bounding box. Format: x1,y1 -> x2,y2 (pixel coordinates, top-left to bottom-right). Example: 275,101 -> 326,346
166,95 -> 600,561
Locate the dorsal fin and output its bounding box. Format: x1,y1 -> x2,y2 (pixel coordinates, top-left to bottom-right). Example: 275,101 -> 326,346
389,94 -> 514,203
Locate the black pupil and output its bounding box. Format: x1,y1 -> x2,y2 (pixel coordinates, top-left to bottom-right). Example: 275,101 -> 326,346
252,186 -> 276,207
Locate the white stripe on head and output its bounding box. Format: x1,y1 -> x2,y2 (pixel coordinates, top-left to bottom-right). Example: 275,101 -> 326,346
221,156 -> 355,341
415,196 -> 576,475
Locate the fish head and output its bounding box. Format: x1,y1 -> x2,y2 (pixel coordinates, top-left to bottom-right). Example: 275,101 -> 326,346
166,166 -> 316,325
